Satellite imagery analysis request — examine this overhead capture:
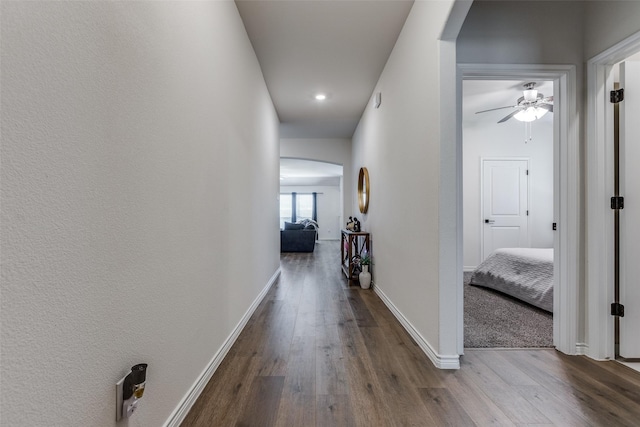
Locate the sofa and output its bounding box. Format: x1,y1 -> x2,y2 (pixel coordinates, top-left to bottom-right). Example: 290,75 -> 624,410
280,222 -> 317,252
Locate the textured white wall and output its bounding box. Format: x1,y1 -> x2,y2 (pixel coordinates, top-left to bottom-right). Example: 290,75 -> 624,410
280,185 -> 341,240
463,111 -> 554,269
352,1 -> 456,357
584,1 -> 640,60
458,1 -> 585,67
280,138 -> 352,229
0,2 -> 279,426
457,0 -> 586,135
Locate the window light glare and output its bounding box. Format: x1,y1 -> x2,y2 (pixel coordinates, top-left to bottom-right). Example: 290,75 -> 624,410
315,94 -> 326,101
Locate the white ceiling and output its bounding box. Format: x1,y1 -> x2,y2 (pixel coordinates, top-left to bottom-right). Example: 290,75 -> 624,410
235,0 -> 414,139
237,3 -> 555,180
280,158 -> 343,186
463,80 -> 554,125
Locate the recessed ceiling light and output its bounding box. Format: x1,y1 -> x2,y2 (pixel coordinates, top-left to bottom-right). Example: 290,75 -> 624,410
315,94 -> 326,101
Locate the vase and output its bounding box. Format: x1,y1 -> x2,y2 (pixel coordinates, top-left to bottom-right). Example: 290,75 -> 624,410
359,265 -> 371,289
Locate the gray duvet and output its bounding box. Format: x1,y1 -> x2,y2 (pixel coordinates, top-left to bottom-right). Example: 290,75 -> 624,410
470,248 -> 554,312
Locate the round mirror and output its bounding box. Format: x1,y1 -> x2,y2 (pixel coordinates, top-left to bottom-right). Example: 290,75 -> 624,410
358,167 -> 369,214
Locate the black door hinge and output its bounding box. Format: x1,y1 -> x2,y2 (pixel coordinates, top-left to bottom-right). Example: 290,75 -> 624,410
552,222 -> 557,231
611,302 -> 625,317
611,196 -> 624,210
609,89 -> 624,104
611,88 -> 625,104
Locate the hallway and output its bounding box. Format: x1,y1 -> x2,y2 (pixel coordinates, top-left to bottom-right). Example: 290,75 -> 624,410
182,241 -> 640,426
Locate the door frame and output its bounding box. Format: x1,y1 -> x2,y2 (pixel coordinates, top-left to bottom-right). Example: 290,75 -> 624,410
480,157 -> 531,262
586,31 -> 640,361
458,64 -> 579,355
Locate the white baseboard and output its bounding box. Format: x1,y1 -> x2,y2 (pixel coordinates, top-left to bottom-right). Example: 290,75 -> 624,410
164,267 -> 281,427
576,342 -> 588,356
463,266 -> 476,272
372,283 -> 460,370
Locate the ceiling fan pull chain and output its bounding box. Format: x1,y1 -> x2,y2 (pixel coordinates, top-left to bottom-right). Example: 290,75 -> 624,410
524,121 -> 532,143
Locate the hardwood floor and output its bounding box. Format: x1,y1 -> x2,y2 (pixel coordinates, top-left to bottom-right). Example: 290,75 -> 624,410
181,241 -> 640,426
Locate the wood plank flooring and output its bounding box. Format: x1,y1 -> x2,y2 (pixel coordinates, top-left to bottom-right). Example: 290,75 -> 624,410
181,241 -> 640,426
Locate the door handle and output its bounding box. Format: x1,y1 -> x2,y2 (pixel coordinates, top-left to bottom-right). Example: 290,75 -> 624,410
485,219 -> 495,224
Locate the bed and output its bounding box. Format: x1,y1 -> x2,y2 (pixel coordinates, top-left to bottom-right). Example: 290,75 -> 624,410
470,248 -> 554,312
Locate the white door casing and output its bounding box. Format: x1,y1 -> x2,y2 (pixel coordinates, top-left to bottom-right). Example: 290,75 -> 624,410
619,59 -> 640,358
587,31 -> 640,361
481,158 -> 530,260
460,64 -> 578,356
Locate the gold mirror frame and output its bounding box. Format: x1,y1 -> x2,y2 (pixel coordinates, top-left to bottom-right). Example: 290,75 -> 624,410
358,167 -> 369,214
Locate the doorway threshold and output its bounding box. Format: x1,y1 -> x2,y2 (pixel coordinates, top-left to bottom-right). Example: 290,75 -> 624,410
615,359 -> 640,374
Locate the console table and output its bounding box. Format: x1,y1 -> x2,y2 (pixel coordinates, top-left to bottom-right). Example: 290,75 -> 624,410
341,230 -> 370,282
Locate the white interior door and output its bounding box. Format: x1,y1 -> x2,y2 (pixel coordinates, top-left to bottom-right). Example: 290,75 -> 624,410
619,59 -> 640,358
482,159 -> 530,260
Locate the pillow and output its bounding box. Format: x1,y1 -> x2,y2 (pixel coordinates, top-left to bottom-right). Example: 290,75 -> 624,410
284,222 -> 304,230
299,219 -> 319,230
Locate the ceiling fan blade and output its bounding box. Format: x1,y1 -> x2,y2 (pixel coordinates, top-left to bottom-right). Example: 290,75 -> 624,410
475,105 -> 518,114
539,103 -> 553,113
497,109 -> 521,123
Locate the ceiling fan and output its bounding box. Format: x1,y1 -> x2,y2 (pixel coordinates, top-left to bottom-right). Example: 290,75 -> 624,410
475,82 -> 554,123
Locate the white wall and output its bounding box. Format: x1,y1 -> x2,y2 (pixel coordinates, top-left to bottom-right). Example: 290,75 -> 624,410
463,106 -> 554,269
457,0 -> 586,153
458,1 -> 585,67
352,1 -> 457,361
0,2 -> 279,426
584,1 -> 640,60
280,138 -> 352,230
280,185 -> 341,240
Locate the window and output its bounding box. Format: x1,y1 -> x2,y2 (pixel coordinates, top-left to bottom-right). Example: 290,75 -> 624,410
280,192 -> 317,229
279,194 -> 292,229
296,194 -> 313,221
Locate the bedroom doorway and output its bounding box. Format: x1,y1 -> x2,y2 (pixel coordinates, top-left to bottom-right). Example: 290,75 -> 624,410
457,64 -> 579,356
462,78 -> 556,349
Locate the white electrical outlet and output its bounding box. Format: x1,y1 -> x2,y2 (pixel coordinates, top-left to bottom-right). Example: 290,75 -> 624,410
116,375 -> 126,421
116,363 -> 148,421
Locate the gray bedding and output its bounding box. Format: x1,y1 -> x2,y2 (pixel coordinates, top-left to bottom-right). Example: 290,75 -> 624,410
470,248 -> 554,312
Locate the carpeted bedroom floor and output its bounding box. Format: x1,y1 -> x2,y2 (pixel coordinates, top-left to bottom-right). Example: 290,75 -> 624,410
464,272 -> 553,348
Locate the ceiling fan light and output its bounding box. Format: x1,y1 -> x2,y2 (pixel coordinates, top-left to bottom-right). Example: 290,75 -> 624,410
535,107 -> 549,119
514,107 -> 537,122
514,106 -> 548,122
523,89 -> 538,102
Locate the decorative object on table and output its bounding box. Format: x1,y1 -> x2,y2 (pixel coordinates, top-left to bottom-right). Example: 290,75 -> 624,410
358,251 -> 372,289
353,217 -> 361,232
358,167 -> 370,213
341,230 -> 370,282
351,255 -> 362,276
346,216 -> 355,231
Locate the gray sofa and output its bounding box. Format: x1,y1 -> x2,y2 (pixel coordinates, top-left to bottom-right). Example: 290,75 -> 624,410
280,223 -> 316,252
